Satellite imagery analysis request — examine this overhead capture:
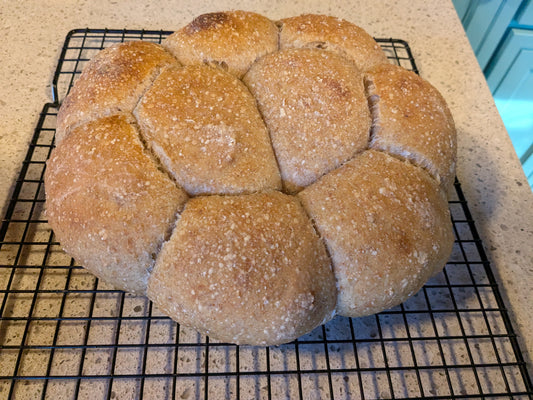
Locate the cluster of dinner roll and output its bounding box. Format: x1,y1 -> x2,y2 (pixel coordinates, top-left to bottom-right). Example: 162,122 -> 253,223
45,11 -> 456,345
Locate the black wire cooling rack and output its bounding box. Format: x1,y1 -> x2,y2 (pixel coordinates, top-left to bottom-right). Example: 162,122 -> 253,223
1,28 -> 532,400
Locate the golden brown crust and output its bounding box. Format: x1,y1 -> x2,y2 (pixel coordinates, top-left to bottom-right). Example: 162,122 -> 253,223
278,14 -> 388,72
46,11 -> 457,345
134,64 -> 281,195
56,41 -> 179,143
299,150 -> 454,317
163,10 -> 278,78
45,114 -> 188,294
147,191 -> 336,345
244,48 -> 371,193
365,63 -> 457,192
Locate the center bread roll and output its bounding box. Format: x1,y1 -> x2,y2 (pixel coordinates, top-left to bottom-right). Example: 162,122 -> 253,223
244,48 -> 371,193
147,191 -> 337,346
134,64 -> 281,195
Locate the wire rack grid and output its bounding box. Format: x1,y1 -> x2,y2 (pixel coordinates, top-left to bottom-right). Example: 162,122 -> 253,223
0,28 -> 532,400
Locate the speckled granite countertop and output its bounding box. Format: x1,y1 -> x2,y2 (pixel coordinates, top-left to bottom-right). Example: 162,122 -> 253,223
1,0 -> 532,395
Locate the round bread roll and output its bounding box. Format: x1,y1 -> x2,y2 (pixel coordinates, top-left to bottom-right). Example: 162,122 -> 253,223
163,10 -> 278,78
148,191 -> 336,345
278,14 -> 389,71
45,11 -> 457,345
365,63 -> 457,192
298,150 -> 454,317
134,63 -> 281,195
45,114 -> 188,294
56,41 -> 179,143
244,48 -> 371,193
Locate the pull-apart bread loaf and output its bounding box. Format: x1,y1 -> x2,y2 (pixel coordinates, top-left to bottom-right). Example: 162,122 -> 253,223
45,11 -> 457,345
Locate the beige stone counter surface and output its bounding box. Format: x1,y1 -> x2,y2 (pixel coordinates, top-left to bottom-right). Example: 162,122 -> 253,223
1,0 -> 532,394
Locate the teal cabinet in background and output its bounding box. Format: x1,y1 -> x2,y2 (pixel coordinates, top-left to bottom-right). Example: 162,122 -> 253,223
455,0 -> 522,69
453,0 -> 533,188
488,28 -> 533,182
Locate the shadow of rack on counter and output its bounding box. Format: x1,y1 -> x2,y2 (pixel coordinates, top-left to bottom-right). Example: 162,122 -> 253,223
0,28 -> 532,400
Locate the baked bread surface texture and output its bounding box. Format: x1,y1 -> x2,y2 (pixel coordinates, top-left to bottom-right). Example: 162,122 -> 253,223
134,64 -> 281,195
45,114 -> 188,294
45,10 -> 457,346
163,10 -> 278,78
365,63 -> 457,191
299,150 -> 454,317
244,48 -> 371,193
278,14 -> 389,71
56,41 -> 179,143
147,191 -> 336,346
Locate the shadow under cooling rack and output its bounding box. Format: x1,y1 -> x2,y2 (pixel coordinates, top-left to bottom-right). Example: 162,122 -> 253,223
0,28 -> 532,400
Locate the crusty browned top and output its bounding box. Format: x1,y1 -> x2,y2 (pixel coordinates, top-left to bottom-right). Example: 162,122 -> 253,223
244,47 -> 371,193
163,10 -> 278,78
45,114 -> 188,294
279,14 -> 389,71
56,41 -> 179,143
365,63 -> 457,192
134,64 -> 281,195
184,12 -> 230,34
147,191 -> 336,345
299,150 -> 454,317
